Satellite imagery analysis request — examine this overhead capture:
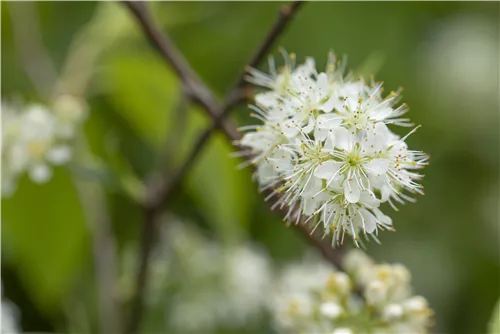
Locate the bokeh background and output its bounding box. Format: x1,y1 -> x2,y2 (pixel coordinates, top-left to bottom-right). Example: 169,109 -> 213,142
1,2 -> 499,333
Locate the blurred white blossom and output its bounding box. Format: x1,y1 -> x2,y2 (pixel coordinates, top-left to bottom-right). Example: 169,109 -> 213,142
239,51 -> 428,246
1,95 -> 87,196
270,249 -> 433,334
124,217 -> 272,333
1,282 -> 20,334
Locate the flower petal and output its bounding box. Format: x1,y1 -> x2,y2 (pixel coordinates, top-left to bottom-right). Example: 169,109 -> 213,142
364,158 -> 389,175
360,208 -> 377,233
316,113 -> 342,129
314,161 -> 343,180
344,178 -> 361,203
280,119 -> 299,138
360,190 -> 380,208
47,145 -> 72,165
29,164 -> 52,184
334,127 -> 350,151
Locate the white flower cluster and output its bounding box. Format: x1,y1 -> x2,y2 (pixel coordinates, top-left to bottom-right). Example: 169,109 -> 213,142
240,51 -> 428,246
121,217 -> 271,333
271,249 -> 433,334
1,95 -> 87,196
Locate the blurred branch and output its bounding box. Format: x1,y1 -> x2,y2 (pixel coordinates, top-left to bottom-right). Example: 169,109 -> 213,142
123,89 -> 194,334
8,2 -> 58,98
122,1 -> 355,333
124,91 -> 191,334
223,0 -> 305,110
92,210 -> 120,334
122,1 -> 238,139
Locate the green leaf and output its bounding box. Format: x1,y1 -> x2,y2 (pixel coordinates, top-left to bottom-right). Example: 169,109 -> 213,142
2,168 -> 89,313
184,109 -> 256,242
102,53 -> 180,148
101,50 -> 256,241
488,298 -> 500,334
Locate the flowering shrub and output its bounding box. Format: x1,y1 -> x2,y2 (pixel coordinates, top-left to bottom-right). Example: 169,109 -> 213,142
271,249 -> 433,334
240,51 -> 429,246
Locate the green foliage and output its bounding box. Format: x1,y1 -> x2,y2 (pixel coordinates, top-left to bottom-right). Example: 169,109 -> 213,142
103,53 -> 180,149
187,128 -> 256,242
2,169 -> 89,314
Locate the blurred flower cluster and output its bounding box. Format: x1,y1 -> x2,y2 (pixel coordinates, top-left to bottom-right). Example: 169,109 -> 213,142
271,249 -> 433,334
121,217 -> 272,332
1,282 -> 20,334
1,95 -> 87,196
121,217 -> 432,334
240,51 -> 428,246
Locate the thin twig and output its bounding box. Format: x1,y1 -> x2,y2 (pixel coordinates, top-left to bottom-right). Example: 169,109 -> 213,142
223,1 -> 305,111
125,97 -> 200,334
122,1 -> 238,139
127,208 -> 157,334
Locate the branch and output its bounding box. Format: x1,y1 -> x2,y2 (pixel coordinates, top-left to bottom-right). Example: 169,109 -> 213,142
127,208 -> 157,334
122,2 -> 212,103
122,1 -> 238,139
223,1 -> 305,110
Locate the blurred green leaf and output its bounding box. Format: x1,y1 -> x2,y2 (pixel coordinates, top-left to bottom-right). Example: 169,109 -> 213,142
148,104 -> 257,242
187,128 -> 256,242
102,45 -> 256,240
2,168 -> 89,313
488,299 -> 500,334
102,53 -> 180,148
355,50 -> 387,79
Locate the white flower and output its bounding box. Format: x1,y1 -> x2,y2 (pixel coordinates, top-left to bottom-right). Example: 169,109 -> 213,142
344,248 -> 374,278
332,328 -> 353,334
52,94 -> 88,138
383,303 -> 404,321
365,280 -> 388,305
335,82 -> 412,129
320,301 -> 342,319
269,250 -> 433,334
144,218 -> 272,333
239,51 -> 428,246
271,253 -> 334,332
1,96 -> 87,196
